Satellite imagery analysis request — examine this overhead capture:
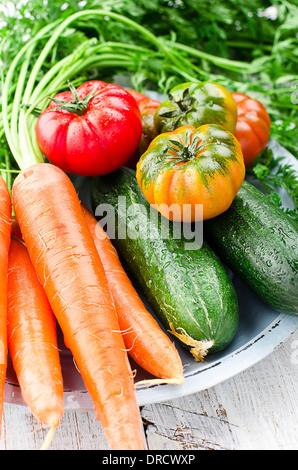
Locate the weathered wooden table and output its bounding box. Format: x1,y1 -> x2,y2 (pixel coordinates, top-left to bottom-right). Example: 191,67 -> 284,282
1,329 -> 297,450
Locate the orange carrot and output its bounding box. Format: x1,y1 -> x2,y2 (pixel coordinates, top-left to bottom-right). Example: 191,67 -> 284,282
12,163 -> 144,450
7,237 -> 64,448
82,204 -> 184,384
0,176 -> 11,435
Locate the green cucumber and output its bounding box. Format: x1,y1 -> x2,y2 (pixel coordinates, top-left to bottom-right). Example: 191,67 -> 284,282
205,180 -> 298,316
91,167 -> 239,361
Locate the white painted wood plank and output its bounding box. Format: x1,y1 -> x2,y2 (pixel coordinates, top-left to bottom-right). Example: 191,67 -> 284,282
0,405 -> 110,450
144,401 -> 240,450
142,331 -> 298,451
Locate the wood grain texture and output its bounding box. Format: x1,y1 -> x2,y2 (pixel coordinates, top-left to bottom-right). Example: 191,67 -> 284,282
1,331 -> 297,450
143,330 -> 298,451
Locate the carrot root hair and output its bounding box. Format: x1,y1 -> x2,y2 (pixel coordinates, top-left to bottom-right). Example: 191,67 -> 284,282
135,375 -> 184,387
40,425 -> 57,451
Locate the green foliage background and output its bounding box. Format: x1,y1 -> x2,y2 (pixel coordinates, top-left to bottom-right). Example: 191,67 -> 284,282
0,0 -> 297,208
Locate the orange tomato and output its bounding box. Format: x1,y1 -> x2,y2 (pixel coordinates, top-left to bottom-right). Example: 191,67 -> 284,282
136,124 -> 245,222
126,90 -> 161,169
232,92 -> 271,166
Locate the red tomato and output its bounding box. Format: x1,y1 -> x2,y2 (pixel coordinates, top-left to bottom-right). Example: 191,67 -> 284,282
36,81 -> 142,176
232,92 -> 271,166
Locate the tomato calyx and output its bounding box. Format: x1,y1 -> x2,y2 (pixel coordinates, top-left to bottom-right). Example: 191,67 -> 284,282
159,87 -> 194,130
167,129 -> 201,162
48,80 -> 98,116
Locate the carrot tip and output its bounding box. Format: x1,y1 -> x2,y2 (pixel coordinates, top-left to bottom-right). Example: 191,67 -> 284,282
135,375 -> 184,388
40,425 -> 57,451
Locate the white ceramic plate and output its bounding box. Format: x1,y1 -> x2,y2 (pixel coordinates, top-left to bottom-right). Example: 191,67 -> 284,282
4,139 -> 298,409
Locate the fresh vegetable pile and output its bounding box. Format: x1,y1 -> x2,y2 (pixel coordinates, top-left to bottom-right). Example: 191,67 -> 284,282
92,167 -> 240,361
0,3 -> 297,451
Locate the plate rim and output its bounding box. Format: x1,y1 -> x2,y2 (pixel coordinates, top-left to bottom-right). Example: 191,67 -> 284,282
5,313 -> 297,409
135,313 -> 297,406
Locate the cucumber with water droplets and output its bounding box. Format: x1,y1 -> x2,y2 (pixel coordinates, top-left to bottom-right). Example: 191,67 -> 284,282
91,167 -> 239,361
205,180 -> 298,316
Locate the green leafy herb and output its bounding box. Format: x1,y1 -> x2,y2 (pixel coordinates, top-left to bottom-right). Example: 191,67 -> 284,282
249,147 -> 298,216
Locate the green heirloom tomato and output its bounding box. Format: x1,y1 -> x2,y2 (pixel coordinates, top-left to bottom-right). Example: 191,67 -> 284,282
154,81 -> 237,134
136,124 -> 245,222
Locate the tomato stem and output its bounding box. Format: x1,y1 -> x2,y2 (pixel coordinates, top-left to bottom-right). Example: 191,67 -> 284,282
159,87 -> 194,130
48,80 -> 98,116
167,130 -> 201,162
